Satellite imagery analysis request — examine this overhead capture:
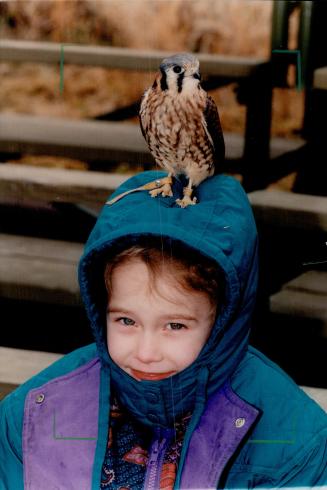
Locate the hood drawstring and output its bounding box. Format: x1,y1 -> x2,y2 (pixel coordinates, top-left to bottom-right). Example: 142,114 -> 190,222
174,366 -> 210,489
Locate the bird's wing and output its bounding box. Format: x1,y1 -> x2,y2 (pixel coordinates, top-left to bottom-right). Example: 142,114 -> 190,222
139,91 -> 148,141
203,95 -> 225,169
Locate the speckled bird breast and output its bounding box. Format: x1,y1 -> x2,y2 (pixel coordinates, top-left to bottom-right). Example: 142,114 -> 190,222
140,89 -> 215,175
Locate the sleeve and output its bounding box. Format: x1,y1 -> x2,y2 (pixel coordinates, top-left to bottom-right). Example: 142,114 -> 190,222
273,429 -> 327,488
0,395 -> 24,490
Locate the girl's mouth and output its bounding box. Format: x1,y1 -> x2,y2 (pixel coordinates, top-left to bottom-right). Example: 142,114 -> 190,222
131,369 -> 176,381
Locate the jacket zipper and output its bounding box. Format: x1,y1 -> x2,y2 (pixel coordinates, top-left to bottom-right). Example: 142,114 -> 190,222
144,431 -> 170,490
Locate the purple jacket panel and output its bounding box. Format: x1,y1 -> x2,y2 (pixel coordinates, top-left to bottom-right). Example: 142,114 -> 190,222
180,381 -> 260,489
23,357 -> 100,490
22,358 -> 259,489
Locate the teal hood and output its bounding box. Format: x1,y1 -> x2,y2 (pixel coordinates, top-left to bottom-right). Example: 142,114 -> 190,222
78,171 -> 258,428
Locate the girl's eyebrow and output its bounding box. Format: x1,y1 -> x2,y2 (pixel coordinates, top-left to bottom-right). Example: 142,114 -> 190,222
108,307 -> 134,315
163,314 -> 197,322
108,307 -> 197,322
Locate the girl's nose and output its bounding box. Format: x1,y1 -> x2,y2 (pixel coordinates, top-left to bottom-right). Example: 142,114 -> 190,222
135,332 -> 163,364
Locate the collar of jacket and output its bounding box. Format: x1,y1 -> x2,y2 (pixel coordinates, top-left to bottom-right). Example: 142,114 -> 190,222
22,358 -> 260,490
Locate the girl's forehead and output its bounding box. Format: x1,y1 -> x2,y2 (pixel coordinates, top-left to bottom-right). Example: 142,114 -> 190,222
111,258 -> 181,296
110,258 -> 212,310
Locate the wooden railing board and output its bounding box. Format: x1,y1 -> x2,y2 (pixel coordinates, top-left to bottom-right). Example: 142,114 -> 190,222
0,163 -> 130,205
300,386 -> 327,412
0,113 -> 249,163
270,289 -> 327,337
1,165 -> 327,232
0,113 -> 151,164
249,190 -> 327,232
283,271 -> 327,295
0,111 -> 305,167
269,269 -> 327,339
0,347 -> 62,385
0,233 -> 82,305
0,382 -> 19,401
0,40 -> 267,78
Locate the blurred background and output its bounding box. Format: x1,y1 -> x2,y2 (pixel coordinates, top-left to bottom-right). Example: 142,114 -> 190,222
0,1 -> 304,146
0,0 -> 326,395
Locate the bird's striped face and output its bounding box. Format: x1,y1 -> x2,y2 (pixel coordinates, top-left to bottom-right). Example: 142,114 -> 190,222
159,53 -> 201,94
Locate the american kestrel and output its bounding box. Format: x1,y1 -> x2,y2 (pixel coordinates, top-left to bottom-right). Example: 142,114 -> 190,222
139,53 -> 225,208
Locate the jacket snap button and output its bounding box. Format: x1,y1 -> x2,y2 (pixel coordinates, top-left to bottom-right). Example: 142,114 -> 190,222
35,393 -> 45,404
235,417 -> 245,428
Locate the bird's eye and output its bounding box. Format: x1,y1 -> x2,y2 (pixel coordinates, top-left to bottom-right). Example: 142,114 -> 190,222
173,66 -> 182,74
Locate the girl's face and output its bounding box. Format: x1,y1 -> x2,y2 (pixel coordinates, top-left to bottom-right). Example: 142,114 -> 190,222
106,258 -> 215,381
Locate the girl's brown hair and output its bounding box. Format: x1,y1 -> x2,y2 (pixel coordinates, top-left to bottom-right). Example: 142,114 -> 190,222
104,235 -> 225,310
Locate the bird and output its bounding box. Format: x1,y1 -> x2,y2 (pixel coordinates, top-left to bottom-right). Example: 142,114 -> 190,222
139,52 -> 225,208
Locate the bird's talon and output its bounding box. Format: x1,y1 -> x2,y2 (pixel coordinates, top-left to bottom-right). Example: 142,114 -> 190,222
149,183 -> 173,198
176,196 -> 197,208
149,188 -> 160,197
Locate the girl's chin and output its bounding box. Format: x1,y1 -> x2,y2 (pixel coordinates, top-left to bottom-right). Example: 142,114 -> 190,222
130,368 -> 176,381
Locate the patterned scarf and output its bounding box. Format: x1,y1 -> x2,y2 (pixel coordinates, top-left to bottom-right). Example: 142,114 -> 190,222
100,394 -> 191,490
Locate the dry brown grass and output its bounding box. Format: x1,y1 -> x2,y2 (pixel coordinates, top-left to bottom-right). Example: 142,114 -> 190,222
1,0 -> 273,55
0,62 -> 150,118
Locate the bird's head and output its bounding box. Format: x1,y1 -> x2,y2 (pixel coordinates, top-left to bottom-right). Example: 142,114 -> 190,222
159,53 -> 201,94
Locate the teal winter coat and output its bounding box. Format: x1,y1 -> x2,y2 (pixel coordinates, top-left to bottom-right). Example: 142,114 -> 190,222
0,171 -> 326,489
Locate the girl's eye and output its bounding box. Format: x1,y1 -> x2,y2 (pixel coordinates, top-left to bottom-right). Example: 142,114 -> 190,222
118,317 -> 135,326
167,322 -> 186,331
